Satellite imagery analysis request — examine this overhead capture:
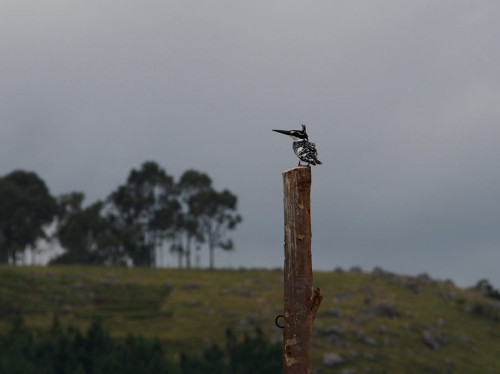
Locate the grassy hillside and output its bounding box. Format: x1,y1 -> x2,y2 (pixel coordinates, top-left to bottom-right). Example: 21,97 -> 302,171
0,265 -> 499,373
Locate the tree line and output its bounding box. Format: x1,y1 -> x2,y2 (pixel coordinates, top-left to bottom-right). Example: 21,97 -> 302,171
0,161 -> 242,269
0,314 -> 281,374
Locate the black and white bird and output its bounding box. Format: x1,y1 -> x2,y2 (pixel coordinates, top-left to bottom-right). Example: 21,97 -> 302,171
273,124 -> 323,166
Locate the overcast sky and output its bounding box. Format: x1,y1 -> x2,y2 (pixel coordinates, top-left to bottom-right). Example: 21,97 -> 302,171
2,1 -> 500,287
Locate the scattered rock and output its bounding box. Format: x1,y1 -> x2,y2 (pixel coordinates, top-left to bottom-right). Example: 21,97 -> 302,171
325,307 -> 344,318
334,292 -> 353,303
349,315 -> 362,324
181,283 -> 200,290
324,325 -> 344,337
323,325 -> 344,345
238,289 -> 252,297
347,350 -> 359,359
323,353 -> 346,368
364,352 -> 376,361
377,324 -> 388,334
371,266 -> 395,279
185,300 -> 202,307
361,336 -> 377,346
422,330 -> 440,350
355,329 -> 377,346
441,291 -> 455,302
72,282 -> 86,290
407,281 -> 422,294
341,369 -> 357,374
416,272 -> 434,285
366,301 -> 401,318
444,279 -> 455,287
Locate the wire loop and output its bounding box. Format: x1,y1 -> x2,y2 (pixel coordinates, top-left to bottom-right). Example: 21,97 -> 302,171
274,314 -> 285,329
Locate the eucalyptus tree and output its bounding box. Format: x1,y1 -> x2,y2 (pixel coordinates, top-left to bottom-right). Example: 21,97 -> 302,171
189,188 -> 242,270
174,169 -> 212,268
0,170 -> 57,264
52,200 -> 124,265
54,192 -> 85,237
106,161 -> 180,267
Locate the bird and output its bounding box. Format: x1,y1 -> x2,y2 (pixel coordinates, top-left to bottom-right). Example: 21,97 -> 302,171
273,124 -> 323,166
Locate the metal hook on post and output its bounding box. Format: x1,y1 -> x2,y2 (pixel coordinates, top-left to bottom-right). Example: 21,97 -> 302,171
275,314 -> 285,329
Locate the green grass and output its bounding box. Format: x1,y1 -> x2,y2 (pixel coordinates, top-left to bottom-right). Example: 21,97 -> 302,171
0,265 -> 499,373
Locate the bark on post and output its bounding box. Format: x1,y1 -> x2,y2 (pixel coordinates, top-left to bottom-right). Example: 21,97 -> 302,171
282,166 -> 323,374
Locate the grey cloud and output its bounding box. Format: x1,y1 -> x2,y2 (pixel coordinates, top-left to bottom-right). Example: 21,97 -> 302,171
1,1 -> 500,286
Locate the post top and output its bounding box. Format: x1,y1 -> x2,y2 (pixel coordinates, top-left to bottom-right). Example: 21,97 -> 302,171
283,166 -> 311,175
283,165 -> 310,173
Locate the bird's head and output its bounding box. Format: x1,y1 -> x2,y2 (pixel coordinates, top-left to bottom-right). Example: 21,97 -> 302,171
272,124 -> 308,141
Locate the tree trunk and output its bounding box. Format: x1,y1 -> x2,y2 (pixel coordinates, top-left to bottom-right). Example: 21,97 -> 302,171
209,244 -> 214,270
185,236 -> 192,269
178,249 -> 183,269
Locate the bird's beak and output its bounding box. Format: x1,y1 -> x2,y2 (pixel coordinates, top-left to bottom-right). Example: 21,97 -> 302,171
273,129 -> 293,136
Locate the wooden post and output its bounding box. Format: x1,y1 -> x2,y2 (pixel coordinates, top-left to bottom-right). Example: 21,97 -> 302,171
282,166 -> 323,374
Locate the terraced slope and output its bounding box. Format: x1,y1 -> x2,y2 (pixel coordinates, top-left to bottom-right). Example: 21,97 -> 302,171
0,265 -> 499,373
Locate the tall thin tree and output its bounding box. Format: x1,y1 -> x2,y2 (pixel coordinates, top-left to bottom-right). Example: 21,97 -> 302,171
189,188 -> 242,269
176,170 -> 212,269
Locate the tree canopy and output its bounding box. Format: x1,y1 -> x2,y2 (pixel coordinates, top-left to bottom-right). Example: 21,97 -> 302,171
0,162 -> 242,268
105,161 -> 180,267
0,170 -> 57,264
